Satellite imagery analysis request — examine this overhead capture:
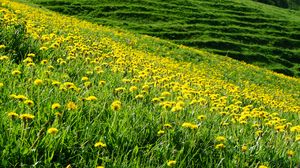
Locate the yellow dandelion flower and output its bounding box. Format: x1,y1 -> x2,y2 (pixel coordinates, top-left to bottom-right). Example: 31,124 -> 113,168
255,130 -> 263,136
34,79 -> 43,85
0,44 -> 6,49
197,115 -> 206,121
215,143 -> 225,150
167,160 -> 176,167
135,94 -> 144,99
94,141 -> 107,148
129,86 -> 138,92
111,100 -> 121,111
51,103 -> 61,110
66,101 -> 77,110
215,136 -> 226,142
99,80 -> 106,86
81,76 -> 89,81
47,128 -> 58,135
151,97 -> 161,103
0,56 -> 9,60
114,87 -> 126,93
157,130 -> 165,136
163,123 -> 172,129
161,91 -> 171,97
182,122 -> 198,129
96,166 -> 105,168
39,46 -> 48,51
23,57 -> 33,64
0,82 -> 3,88
40,59 -> 48,65
7,112 -> 19,119
85,96 -> 97,101
258,165 -> 268,168
26,63 -> 35,67
24,100 -> 34,107
27,53 -> 35,57
19,114 -> 35,121
295,135 -> 300,141
12,70 -> 21,76
287,150 -> 295,157
241,145 -> 248,152
84,81 -> 92,87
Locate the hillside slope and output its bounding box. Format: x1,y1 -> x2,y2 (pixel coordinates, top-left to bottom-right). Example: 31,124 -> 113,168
29,0 -> 300,77
1,1 -> 300,167
252,0 -> 300,9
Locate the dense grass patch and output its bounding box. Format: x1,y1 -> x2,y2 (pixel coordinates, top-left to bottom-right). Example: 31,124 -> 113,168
26,0 -> 300,77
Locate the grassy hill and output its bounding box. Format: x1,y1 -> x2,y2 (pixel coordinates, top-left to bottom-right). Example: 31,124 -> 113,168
27,0 -> 300,77
253,0 -> 300,9
1,0 -> 300,167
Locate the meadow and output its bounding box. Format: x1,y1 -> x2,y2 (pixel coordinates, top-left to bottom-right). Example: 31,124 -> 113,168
28,0 -> 300,77
0,0 -> 300,167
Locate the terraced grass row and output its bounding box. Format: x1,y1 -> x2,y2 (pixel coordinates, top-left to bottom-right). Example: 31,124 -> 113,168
30,0 -> 300,77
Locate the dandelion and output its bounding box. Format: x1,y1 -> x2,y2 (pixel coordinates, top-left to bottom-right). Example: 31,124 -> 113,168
12,70 -> 21,76
215,136 -> 226,142
161,91 -> 171,97
47,128 -> 58,135
258,165 -> 268,168
94,141 -> 107,148
197,115 -> 206,121
40,59 -> 48,65
85,96 -> 97,101
255,130 -> 263,136
99,80 -> 106,86
135,94 -> 144,100
129,86 -> 138,92
241,145 -> 248,152
287,150 -> 295,157
84,81 -> 92,87
26,63 -> 35,67
295,135 -> 300,141
24,100 -> 34,107
182,122 -> 198,129
157,130 -> 165,136
111,100 -> 121,111
27,53 -> 35,57
19,114 -> 35,121
81,76 -> 89,81
7,112 -> 19,119
114,87 -> 125,93
163,123 -> 172,129
0,82 -> 3,88
23,57 -> 33,64
0,56 -> 9,60
96,166 -> 105,168
51,103 -> 61,110
39,46 -> 48,51
215,143 -> 225,150
167,160 -> 176,167
34,79 -> 43,85
0,44 -> 6,49
66,101 -> 77,110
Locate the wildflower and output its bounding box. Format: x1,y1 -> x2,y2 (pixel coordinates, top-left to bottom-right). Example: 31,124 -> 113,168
197,115 -> 206,121
142,84 -> 150,91
34,79 -> 43,85
96,166 -> 105,168
66,101 -> 77,110
26,63 -> 35,67
135,94 -> 144,100
85,96 -> 97,101
84,82 -> 92,87
12,70 -> 21,76
215,136 -> 226,142
255,130 -> 263,136
167,160 -> 176,167
94,141 -> 107,148
0,82 -> 3,88
23,57 -> 33,64
163,123 -> 172,129
47,128 -> 58,135
215,143 -> 225,150
99,80 -> 106,86
129,86 -> 138,92
295,135 -> 300,141
0,56 -> 9,60
39,46 -> 48,51
287,150 -> 295,157
157,130 -> 165,136
19,114 -> 35,121
81,76 -> 89,81
51,103 -> 61,110
7,112 -> 19,119
24,100 -> 34,107
114,87 -> 125,93
111,100 -> 121,111
40,59 -> 48,65
14,94 -> 28,101
182,122 -> 198,129
27,53 -> 35,57
161,91 -> 171,97
241,145 -> 248,152
151,97 -> 161,103
52,80 -> 61,86
0,44 -> 6,49
258,165 -> 268,168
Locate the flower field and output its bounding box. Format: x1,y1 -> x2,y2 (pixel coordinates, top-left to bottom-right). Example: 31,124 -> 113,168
0,1 -> 300,167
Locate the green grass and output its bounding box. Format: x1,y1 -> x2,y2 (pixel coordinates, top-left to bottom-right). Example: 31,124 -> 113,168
1,1 -> 300,167
24,0 -> 300,77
